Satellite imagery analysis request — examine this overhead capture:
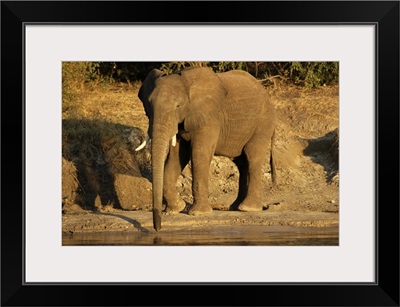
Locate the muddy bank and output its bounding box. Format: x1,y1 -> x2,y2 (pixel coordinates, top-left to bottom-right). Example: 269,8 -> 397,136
62,209 -> 338,245
63,210 -> 338,233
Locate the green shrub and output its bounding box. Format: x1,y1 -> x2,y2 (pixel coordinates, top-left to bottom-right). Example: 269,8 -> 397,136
210,62 -> 248,73
62,62 -> 100,89
289,62 -> 339,88
159,62 -> 210,75
157,61 -> 338,88
62,61 -> 339,89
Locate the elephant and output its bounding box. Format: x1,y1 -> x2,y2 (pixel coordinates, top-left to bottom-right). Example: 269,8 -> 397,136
136,67 -> 276,231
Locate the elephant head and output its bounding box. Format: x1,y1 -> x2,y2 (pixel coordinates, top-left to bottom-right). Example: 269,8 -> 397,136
137,67 -> 227,231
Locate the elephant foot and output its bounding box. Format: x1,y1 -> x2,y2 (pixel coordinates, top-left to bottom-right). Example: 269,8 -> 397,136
188,203 -> 213,216
237,200 -> 263,212
165,198 -> 186,215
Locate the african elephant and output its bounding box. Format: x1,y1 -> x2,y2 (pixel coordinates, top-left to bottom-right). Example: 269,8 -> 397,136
136,67 -> 276,231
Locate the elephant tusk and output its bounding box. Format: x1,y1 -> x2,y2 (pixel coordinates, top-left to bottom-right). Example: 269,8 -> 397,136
135,135 -> 150,151
171,135 -> 177,147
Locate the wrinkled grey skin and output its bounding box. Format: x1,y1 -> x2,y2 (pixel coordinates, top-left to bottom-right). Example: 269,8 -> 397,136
138,67 -> 276,231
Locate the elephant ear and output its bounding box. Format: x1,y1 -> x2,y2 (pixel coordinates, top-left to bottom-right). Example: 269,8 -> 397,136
138,69 -> 164,117
180,67 -> 227,132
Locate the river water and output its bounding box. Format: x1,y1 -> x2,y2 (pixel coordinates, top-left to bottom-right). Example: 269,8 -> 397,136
63,225 -> 338,246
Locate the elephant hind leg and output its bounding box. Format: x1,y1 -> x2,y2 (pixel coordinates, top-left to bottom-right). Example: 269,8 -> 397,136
163,138 -> 191,214
229,154 -> 249,211
237,135 -> 271,212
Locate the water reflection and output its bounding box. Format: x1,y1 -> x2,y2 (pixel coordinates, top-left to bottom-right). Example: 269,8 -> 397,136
63,226 -> 338,246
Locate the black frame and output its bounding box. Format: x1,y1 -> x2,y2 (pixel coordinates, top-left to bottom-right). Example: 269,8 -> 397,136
1,1 -> 399,306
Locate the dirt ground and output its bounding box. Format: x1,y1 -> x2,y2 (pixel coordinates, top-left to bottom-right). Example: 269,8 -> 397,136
62,81 -> 339,243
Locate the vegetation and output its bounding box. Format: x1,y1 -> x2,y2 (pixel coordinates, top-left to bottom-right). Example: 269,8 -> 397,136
62,61 -> 338,91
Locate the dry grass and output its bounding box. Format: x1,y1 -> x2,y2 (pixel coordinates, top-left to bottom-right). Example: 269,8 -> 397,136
268,85 -> 339,138
63,121 -> 142,173
63,82 -> 148,131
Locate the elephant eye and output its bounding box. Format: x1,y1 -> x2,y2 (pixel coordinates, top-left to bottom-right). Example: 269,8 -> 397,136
176,103 -> 182,109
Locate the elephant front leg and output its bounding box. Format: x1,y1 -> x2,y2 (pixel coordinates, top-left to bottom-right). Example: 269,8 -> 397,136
163,138 -> 190,214
187,132 -> 216,216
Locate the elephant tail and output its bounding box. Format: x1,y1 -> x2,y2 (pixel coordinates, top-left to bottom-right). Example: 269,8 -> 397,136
270,129 -> 277,185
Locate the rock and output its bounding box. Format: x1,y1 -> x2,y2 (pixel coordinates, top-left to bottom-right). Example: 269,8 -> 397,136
114,174 -> 152,210
62,157 -> 79,210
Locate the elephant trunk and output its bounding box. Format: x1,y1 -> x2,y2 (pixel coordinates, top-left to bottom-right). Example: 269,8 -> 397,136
270,129 -> 277,185
151,130 -> 171,231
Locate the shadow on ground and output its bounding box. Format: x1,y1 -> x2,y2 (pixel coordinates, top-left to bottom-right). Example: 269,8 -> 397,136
303,128 -> 339,183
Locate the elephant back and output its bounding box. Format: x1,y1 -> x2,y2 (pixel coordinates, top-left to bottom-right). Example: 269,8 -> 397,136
180,67 -> 227,104
217,70 -> 266,98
